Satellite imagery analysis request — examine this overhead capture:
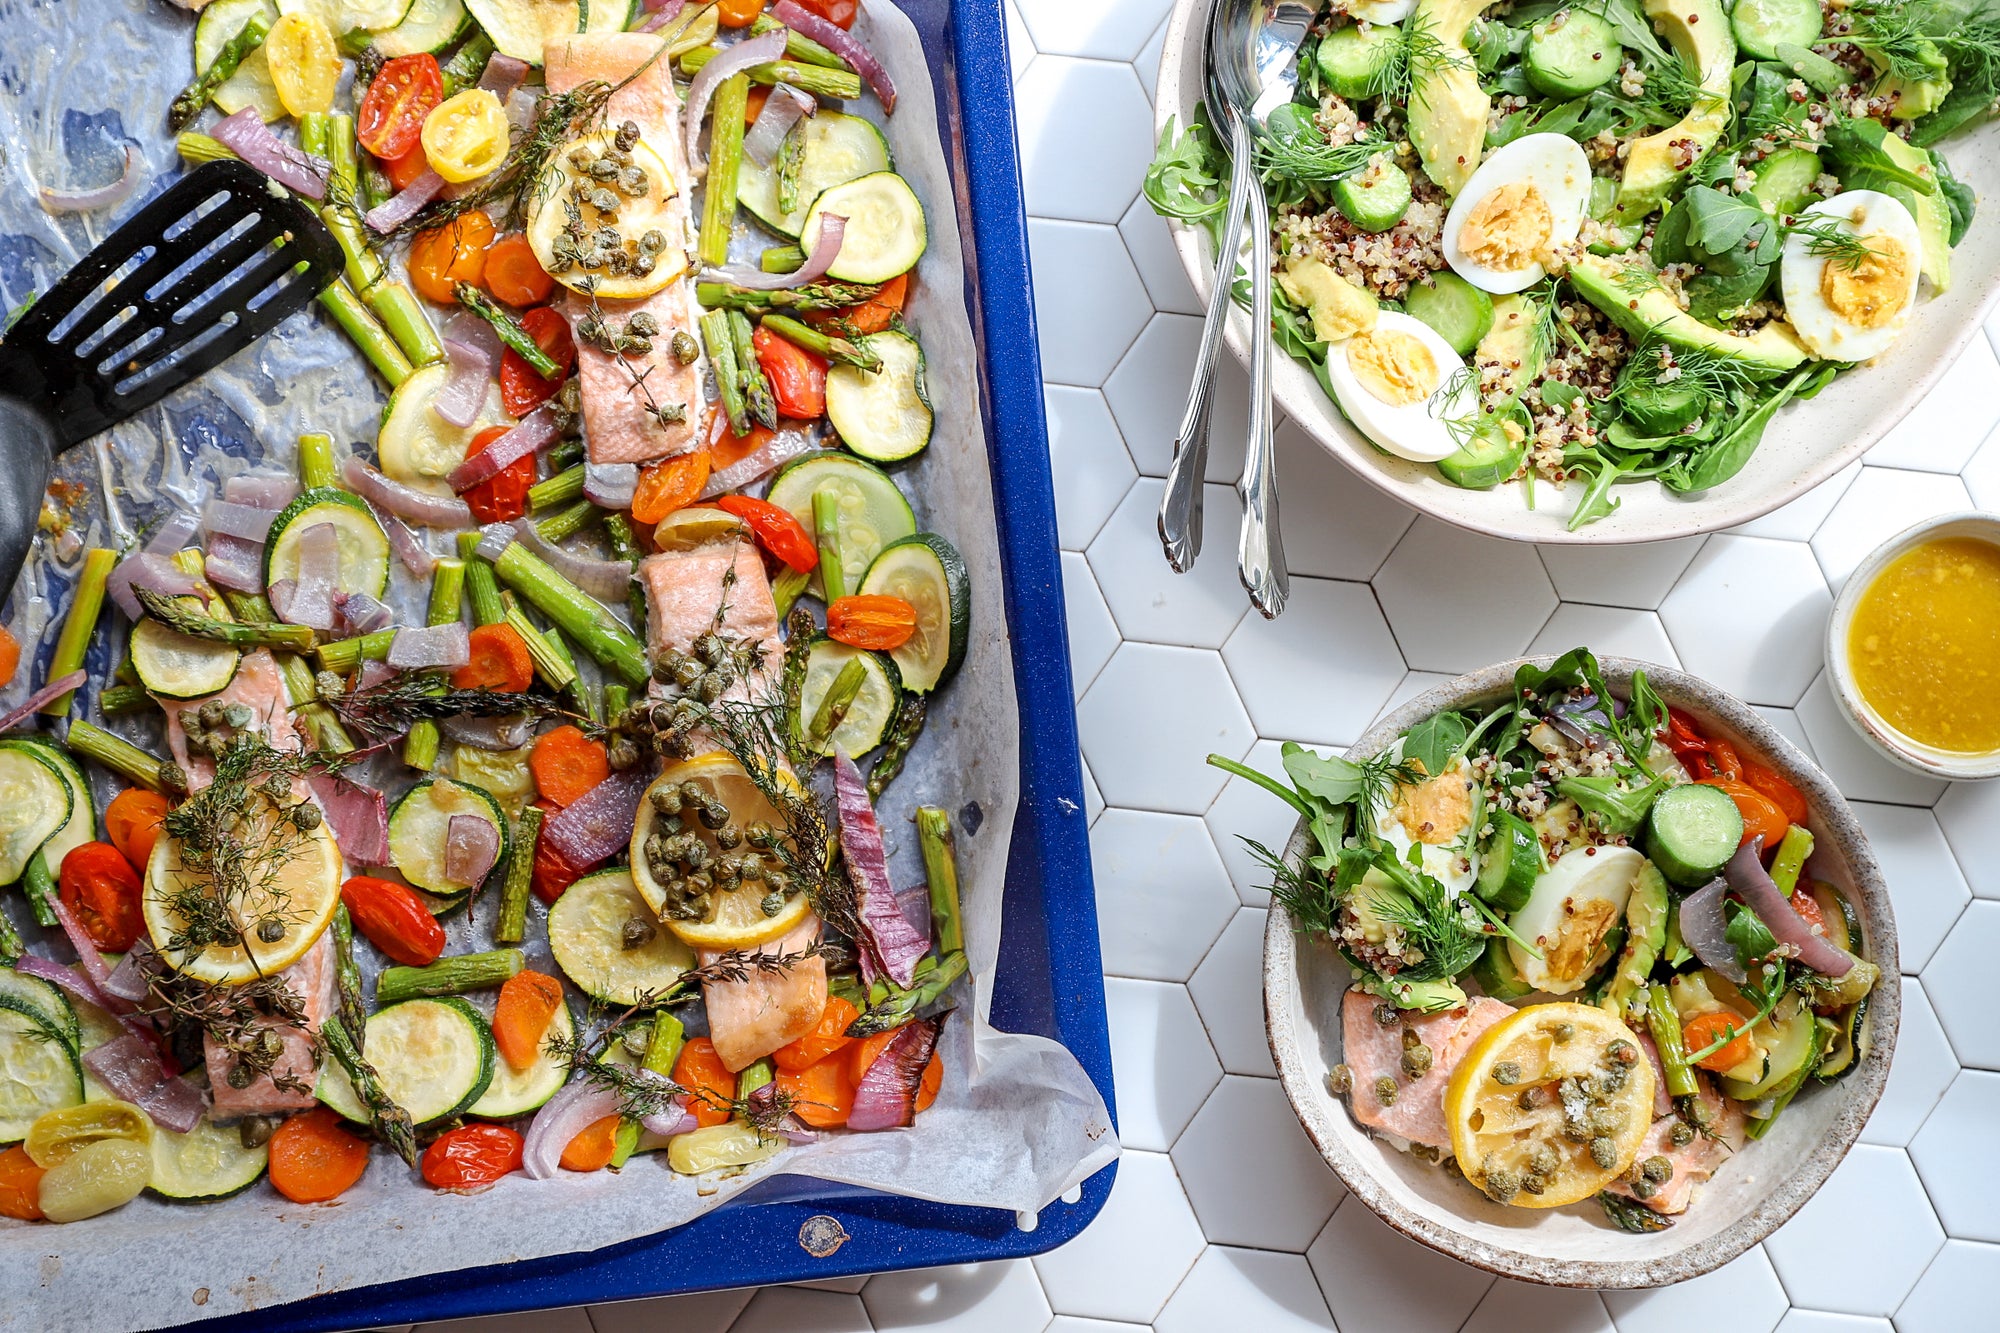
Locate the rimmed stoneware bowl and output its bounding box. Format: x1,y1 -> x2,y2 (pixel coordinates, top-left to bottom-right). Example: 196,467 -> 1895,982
1155,0 -> 2000,543
1825,511 -> 2000,781
1262,656 -> 1899,1287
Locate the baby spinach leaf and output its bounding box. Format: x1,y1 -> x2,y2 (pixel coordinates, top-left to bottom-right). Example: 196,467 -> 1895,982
1403,711 -> 1469,776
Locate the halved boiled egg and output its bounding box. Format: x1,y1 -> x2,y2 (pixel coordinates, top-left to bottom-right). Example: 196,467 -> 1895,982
1371,746 -> 1481,898
1323,310 -> 1476,463
1779,189 -> 1923,363
1441,133 -> 1592,294
1506,844 -> 1644,994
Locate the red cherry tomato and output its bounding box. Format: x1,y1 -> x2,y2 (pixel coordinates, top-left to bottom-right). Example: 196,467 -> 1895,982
339,875 -> 446,967
752,324 -> 827,420
421,1123 -> 525,1191
460,426 -> 537,524
358,54 -> 444,162
712,494 -> 819,572
499,307 -> 578,418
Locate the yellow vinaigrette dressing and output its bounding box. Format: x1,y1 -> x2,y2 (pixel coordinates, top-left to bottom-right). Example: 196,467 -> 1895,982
1846,537 -> 2000,754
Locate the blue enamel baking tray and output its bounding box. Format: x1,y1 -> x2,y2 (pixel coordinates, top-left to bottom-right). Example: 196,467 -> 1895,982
177,0 -> 1114,1325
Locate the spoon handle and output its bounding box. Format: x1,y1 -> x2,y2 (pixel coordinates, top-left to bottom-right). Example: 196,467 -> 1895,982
1158,113 -> 1253,575
1236,158 -> 1288,619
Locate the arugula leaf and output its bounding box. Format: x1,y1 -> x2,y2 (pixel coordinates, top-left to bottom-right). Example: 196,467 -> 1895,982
1581,0 -> 1671,64
1664,364 -> 1828,494
1555,773 -> 1672,833
1627,670 -> 1667,758
1725,901 -> 1789,1009
1403,711 -> 1469,777
1539,380 -> 1585,412
1565,457 -> 1628,531
1144,115 -> 1230,231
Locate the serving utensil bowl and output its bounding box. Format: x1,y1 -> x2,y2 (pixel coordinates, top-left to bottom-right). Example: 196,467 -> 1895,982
1154,0 -> 2000,543
1261,657 -> 1899,1286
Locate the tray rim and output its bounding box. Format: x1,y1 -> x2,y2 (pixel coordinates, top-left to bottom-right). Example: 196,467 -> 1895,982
160,0 -> 1116,1326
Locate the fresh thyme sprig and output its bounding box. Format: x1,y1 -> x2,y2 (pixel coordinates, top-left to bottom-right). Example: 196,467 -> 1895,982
322,674 -> 596,737
547,1028 -> 806,1135
142,966 -> 314,1093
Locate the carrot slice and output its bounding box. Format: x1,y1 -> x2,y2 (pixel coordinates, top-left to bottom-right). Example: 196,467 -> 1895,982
559,1115 -> 622,1171
0,1145 -> 45,1220
452,622 -> 535,692
482,232 -> 554,308
776,1052 -> 855,1128
773,994 -> 857,1072
916,1049 -> 942,1113
1683,1010 -> 1757,1073
268,1108 -> 371,1204
492,969 -> 565,1073
529,724 -> 610,807
674,1037 -> 737,1128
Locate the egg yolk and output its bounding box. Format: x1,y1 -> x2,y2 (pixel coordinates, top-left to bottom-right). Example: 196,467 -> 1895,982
1347,328 -> 1439,406
1819,232 -> 1914,330
1459,181 -> 1552,273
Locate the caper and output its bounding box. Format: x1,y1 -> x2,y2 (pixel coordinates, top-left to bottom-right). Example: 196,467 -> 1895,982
1632,1177 -> 1658,1199
628,312 -> 660,338
695,673 -> 725,703
1519,1174 -> 1546,1195
223,702 -> 254,729
641,228 -> 668,256
290,802 -> 321,831
159,762 -> 189,796
258,1028 -> 284,1058
226,1062 -> 256,1090
1589,1107 -> 1624,1136
1401,1044 -> 1434,1079
568,145 -> 596,168
673,659 -> 704,690
716,823 -> 742,850
1373,1075 -> 1399,1106
760,890 -> 786,916
764,870 -> 791,895
1688,1098 -> 1714,1127
617,165 -> 649,197
1669,1121 -> 1696,1148
1374,1002 -> 1399,1027
1492,1061 -> 1522,1086
1482,1167 -> 1521,1203
1528,1144 -> 1559,1177
1551,1021 -> 1576,1044
614,119 -> 640,152
1402,1027 -> 1424,1050
179,709 -> 204,734
621,1026 -> 650,1058
621,915 -> 657,950
1328,1064 -> 1353,1096
686,872 -> 712,895
1587,1136 -> 1619,1169
256,917 -> 286,944
1641,1155 -> 1673,1183
588,157 -> 619,180
1607,1039 -> 1638,1066
238,1116 -> 277,1149
609,737 -> 640,770
1410,1143 -> 1441,1163
697,801 -> 729,831
693,632 -> 724,665
199,700 -> 227,727
1518,1085 -> 1549,1112
670,330 -> 699,364
746,821 -> 776,848
680,779 -> 707,802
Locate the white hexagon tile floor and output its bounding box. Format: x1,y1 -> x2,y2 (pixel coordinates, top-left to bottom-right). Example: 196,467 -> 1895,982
424,5 -> 1999,1330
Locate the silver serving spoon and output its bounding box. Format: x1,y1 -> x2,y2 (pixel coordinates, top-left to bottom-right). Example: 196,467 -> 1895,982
1158,0 -> 1312,618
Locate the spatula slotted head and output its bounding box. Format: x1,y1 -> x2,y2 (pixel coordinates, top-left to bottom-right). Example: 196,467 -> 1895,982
4,159 -> 343,450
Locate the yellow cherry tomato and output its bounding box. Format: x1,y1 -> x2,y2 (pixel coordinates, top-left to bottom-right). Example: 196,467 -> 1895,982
421,89 -> 510,185
265,12 -> 341,117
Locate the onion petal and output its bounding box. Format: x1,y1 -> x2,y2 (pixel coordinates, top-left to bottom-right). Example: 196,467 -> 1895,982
445,812 -> 501,885
522,1080 -> 624,1179
474,522 -> 516,563
387,622 -> 471,671
373,502 -> 439,578
436,333 -> 502,429
203,499 -> 277,543
542,767 -> 651,869
1680,876 -> 1744,984
743,83 -> 815,168
209,108 -> 329,199
847,1016 -> 942,1132
1723,836 -> 1855,978
281,523 -> 340,631
478,53 -> 531,100
583,462 -> 638,509
833,751 -> 930,987
146,508 -> 203,557
222,474 -> 298,510
205,533 -> 266,595
686,30 -> 790,176
364,168 -> 444,233
772,1 -> 897,111
448,406 -> 558,492
511,518 -> 632,603
699,212 -> 844,290
343,456 -> 475,529
82,1035 -> 206,1133
310,774 -> 392,866
40,144 -> 143,215
107,550 -> 200,620
699,428 -> 814,498
0,670 -> 86,734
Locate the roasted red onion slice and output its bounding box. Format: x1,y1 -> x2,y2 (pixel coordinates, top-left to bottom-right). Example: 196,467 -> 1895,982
40,145 -> 142,215
147,508 -> 203,556
210,108 -> 329,199
311,775 -> 391,866
281,522 -> 341,631
511,519 -> 632,602
1679,876 -> 1744,984
833,751 -> 929,987
223,474 -> 298,510
701,213 -> 845,290
50,894 -> 122,1003
639,0 -> 687,28
204,535 -> 267,595
686,30 -> 789,175
373,503 -> 439,578
1724,836 -> 1854,977
448,407 -> 558,492
0,670 -> 86,734
364,168 -> 444,232
584,462 -> 638,510
773,1 -> 897,110
699,428 -> 814,498
387,623 -> 471,670
203,499 -> 277,543
847,1016 -> 942,1131
744,83 -> 815,167
343,457 -> 475,529
474,523 -> 516,563
542,768 -> 651,869
445,813 -> 501,885
440,713 -> 535,751
102,940 -> 157,1005
522,1081 -> 624,1179
478,53 -> 530,99
436,331 -> 502,429
335,590 -> 395,636
107,550 -> 200,620
82,1035 -> 206,1133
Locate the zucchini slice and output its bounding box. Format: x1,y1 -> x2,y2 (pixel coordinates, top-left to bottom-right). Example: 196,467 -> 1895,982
8,740 -> 95,888
317,996 -> 495,1126
0,1002 -> 84,1143
800,171 -> 928,283
363,0 -> 471,55
462,0 -> 634,63
129,618 -> 241,702
195,0 -> 284,122
548,867 -> 695,1006
1817,994 -> 1869,1080
764,452 -> 916,600
0,969 -> 79,1048
468,998 -> 575,1118
794,638 -> 900,755
265,488 -> 392,601
279,0 -> 414,34
378,364 -> 509,497
0,746 -> 71,886
388,777 -> 510,895
149,1115 -> 270,1202
739,111 -> 894,239
858,533 -> 969,692
826,329 -> 932,464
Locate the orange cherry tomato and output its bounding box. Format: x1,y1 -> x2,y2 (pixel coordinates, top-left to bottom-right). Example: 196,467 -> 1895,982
716,0 -> 767,26
358,54 -> 444,161
712,494 -> 818,572
752,324 -> 828,420
339,875 -> 447,967
382,145 -> 432,192
460,428 -> 536,524
673,1038 -> 737,1128
630,450 -> 712,526
58,843 -> 144,952
0,1145 -> 45,1221
1699,778 -> 1791,850
826,594 -> 917,651
499,307 -> 577,418
408,211 -> 495,304
1741,759 -> 1809,826
0,626 -> 19,690
1683,1010 -> 1757,1073
104,788 -> 171,877
422,1123 -> 524,1191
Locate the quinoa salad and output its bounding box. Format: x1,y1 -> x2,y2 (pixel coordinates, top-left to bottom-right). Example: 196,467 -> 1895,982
1147,0 -> 1993,529
1213,648 -> 1880,1228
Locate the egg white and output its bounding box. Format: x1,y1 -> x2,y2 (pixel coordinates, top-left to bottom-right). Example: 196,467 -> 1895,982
1779,188 -> 1923,363
1370,744 -> 1481,898
1347,0 -> 1417,21
1324,310 -> 1476,463
1441,133 -> 1592,294
1506,844 -> 1644,994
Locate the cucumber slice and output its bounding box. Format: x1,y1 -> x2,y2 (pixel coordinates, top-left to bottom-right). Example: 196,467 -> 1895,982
7,740 -> 96,889
858,533 -> 969,693
1645,782 -> 1744,888
265,488 -> 392,600
1524,6 -> 1621,98
129,618 -> 242,701
1731,0 -> 1823,59
765,452 -> 916,600
317,996 -> 495,1126
0,970 -> 79,1049
280,0 -> 414,35
548,867 -> 695,1006
795,638 -> 900,756
1470,932 -> 1532,1000
468,998 -> 575,1118
364,0 -> 471,55
196,0 -> 284,122
388,777 -> 510,894
148,1115 -> 270,1202
825,330 -> 932,464
1721,993 -> 1819,1102
1473,809 -> 1540,913
1405,272 -> 1495,356
378,363 -> 509,497
462,0 -> 634,63
1436,408 -> 1528,490
1314,23 -> 1400,99
1332,157 -> 1411,234
739,111 -> 894,239
0,747 -> 72,887
800,171 -> 928,283
0,1002 -> 84,1143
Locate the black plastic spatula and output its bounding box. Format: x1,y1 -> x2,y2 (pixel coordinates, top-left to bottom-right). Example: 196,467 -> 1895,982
0,159 -> 344,588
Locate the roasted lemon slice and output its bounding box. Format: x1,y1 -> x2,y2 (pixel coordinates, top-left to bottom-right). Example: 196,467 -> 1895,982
144,818 -> 342,985
630,752 -> 811,951
1443,1001 -> 1656,1208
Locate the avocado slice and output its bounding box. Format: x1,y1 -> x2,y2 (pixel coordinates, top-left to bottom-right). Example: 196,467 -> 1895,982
1568,255 -> 1810,374
1613,0 -> 1736,222
1407,0 -> 1497,198
1475,292 -> 1547,390
1875,133 -> 1953,292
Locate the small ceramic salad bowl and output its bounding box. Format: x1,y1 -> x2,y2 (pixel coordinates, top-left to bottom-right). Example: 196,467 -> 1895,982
1256,654 -> 1898,1287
